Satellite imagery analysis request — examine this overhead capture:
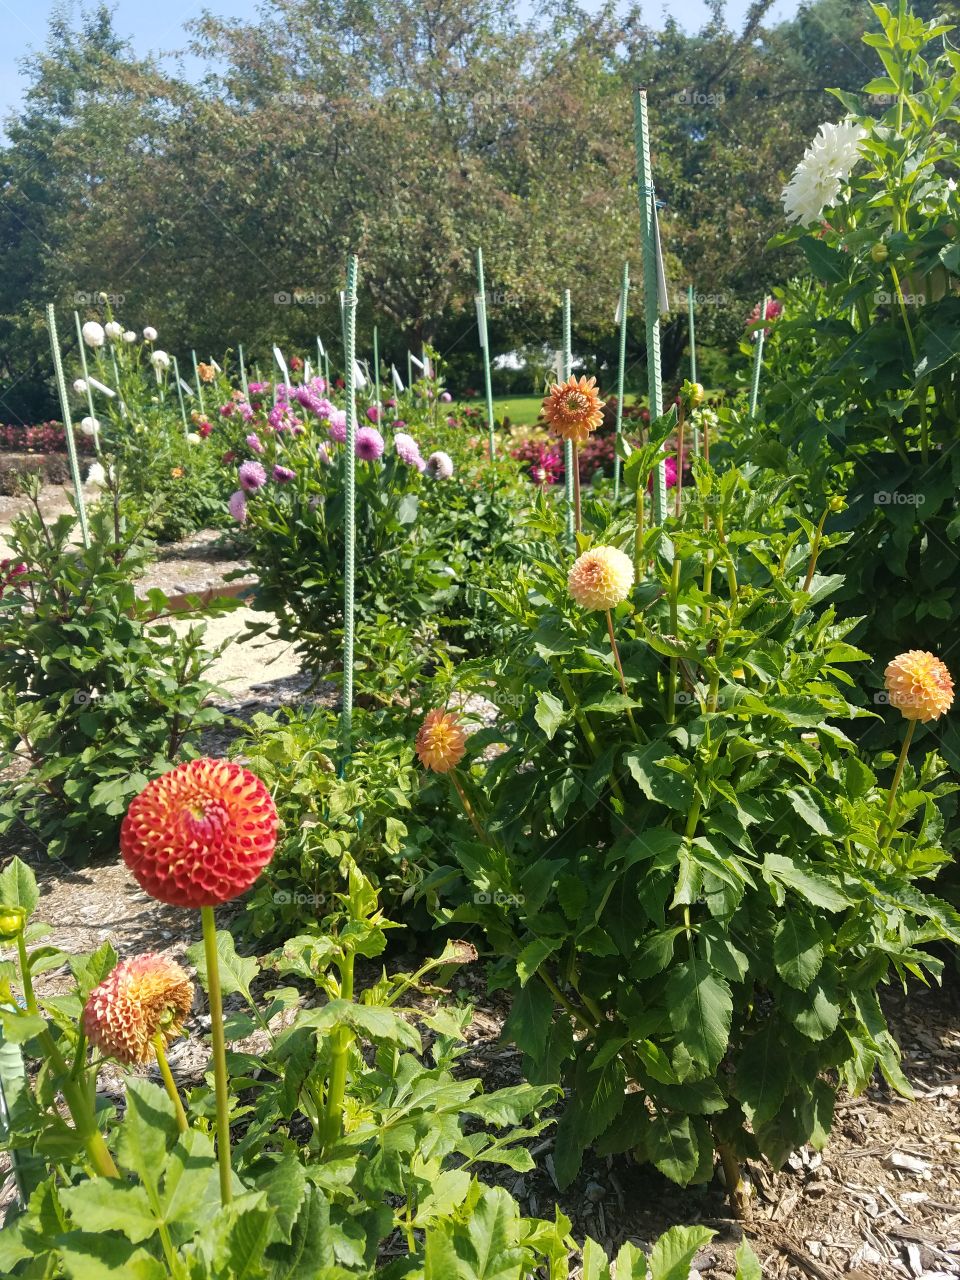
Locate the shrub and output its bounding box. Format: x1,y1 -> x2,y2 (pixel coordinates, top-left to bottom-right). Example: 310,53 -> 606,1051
420,419 -> 960,1200
0,483 -> 235,859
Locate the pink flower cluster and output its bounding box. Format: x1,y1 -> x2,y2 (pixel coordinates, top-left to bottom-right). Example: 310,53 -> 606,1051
0,558 -> 28,597
0,422 -> 95,455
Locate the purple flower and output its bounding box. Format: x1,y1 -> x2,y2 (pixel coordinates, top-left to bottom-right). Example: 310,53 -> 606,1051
355,426 -> 385,461
219,401 -> 235,418
327,410 -> 347,443
246,433 -> 265,455
273,464 -> 296,483
440,391 -> 452,403
393,432 -> 421,466
415,454 -> 427,473
238,402 -> 255,422
366,405 -> 381,423
268,404 -> 301,432
228,490 -> 248,522
238,460 -> 267,491
392,419 -> 406,430
426,450 -> 454,480
317,443 -> 330,465
247,381 -> 269,396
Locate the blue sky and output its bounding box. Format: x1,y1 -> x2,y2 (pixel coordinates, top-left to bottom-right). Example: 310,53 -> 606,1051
0,0 -> 801,123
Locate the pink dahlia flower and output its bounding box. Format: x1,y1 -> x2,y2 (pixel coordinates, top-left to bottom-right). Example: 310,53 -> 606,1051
238,460 -> 267,491
355,426 -> 385,461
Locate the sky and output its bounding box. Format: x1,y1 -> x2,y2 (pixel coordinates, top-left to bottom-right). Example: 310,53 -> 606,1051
0,0 -> 802,123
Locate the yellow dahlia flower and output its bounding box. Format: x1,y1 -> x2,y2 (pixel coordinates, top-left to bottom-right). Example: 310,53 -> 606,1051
542,375 -> 604,446
884,650 -> 954,722
83,953 -> 194,1065
416,709 -> 467,773
568,546 -> 635,611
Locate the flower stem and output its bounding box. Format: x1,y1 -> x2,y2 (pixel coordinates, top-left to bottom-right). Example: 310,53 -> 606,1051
674,411 -> 685,520
555,667 -> 626,803
572,445 -> 582,532
15,931 -> 119,1177
606,610 -> 639,742
877,719 -> 916,862
667,556 -> 681,723
200,905 -> 233,1204
717,1141 -> 750,1220
153,1035 -> 188,1134
323,949 -> 355,1147
634,484 -> 646,578
802,507 -> 829,593
451,770 -> 486,842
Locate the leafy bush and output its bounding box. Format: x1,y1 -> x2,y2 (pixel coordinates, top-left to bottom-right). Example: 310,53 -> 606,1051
739,7 -> 960,749
0,485 -> 233,859
0,853 -> 761,1278
422,421 -> 960,1200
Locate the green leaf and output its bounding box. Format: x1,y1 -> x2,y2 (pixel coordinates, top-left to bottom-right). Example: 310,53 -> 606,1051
115,1079 -> 178,1195
764,854 -> 850,912
501,980 -> 553,1057
665,959 -> 732,1071
56,1234 -> 167,1280
186,930 -> 258,1000
60,1180 -> 158,1244
645,1114 -> 704,1186
463,1083 -> 557,1127
735,1239 -> 763,1280
69,940 -> 118,1001
799,235 -> 848,283
515,938 -> 560,988
786,787 -> 832,836
625,745 -> 693,810
734,1025 -> 791,1128
255,1153 -> 307,1245
0,857 -> 39,916
773,915 -> 824,990
534,691 -> 566,741
648,1225 -> 715,1280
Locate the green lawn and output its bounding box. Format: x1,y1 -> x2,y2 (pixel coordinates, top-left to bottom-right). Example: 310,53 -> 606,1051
490,396 -> 543,426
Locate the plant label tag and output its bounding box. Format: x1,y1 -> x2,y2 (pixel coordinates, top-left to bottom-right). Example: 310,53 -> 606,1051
178,378 -> 194,397
391,365 -> 404,391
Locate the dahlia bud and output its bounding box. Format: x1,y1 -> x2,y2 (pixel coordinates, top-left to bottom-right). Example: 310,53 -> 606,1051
870,242 -> 889,263
0,906 -> 27,939
682,380 -> 705,409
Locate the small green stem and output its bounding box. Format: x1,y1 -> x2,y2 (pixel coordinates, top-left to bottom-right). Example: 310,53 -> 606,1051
451,771 -> 486,842
153,1035 -> 188,1134
877,719 -> 916,863
634,484 -> 645,577
605,609 -> 639,741
555,668 -> 625,803
539,968 -> 596,1034
572,445 -> 582,533
667,557 -> 681,723
201,905 -> 233,1204
16,932 -> 119,1177
323,949 -> 355,1147
802,508 -> 829,593
889,263 -> 918,362
717,1141 -> 750,1220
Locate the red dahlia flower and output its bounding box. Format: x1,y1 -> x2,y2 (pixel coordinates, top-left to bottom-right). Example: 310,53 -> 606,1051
121,759 -> 278,907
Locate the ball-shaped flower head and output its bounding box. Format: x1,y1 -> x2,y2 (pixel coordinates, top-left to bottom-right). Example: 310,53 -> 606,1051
228,490 -> 248,523
542,375 -> 604,446
415,709 -> 467,774
568,546 -> 635,612
120,759 -> 278,907
123,330 -> 137,343
355,426 -> 385,461
104,321 -> 123,342
143,326 -> 158,341
80,416 -> 100,438
81,321 -> 105,349
366,405 -> 381,423
884,650 -> 954,723
83,953 -> 193,1065
150,350 -> 171,372
426,450 -> 454,479
393,432 -> 421,466
273,464 -> 296,483
327,411 -> 347,444
73,378 -> 88,394
238,460 -> 267,492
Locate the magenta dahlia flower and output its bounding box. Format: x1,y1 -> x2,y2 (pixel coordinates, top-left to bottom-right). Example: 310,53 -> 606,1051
355,426 -> 385,461
246,433 -> 265,455
440,391 -> 452,403
366,405 -> 381,423
228,490 -> 248,522
393,432 -> 422,466
273,464 -> 296,483
238,460 -> 267,491
327,410 -> 347,443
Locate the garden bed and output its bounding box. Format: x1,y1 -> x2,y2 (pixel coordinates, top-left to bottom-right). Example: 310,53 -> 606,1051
9,840 -> 960,1279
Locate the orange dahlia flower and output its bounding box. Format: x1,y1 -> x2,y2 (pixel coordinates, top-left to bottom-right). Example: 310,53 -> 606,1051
416,709 -> 467,773
542,375 -> 604,446
121,759 -> 278,907
884,650 -> 954,723
568,546 -> 635,611
197,363 -> 216,383
83,953 -> 193,1065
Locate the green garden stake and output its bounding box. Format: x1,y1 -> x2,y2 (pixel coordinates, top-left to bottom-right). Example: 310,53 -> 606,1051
562,289 -> 574,538
407,350 -> 413,391
46,305 -> 90,548
475,247 -> 497,463
688,284 -> 700,455
341,256 -> 360,768
173,356 -> 190,436
110,348 -> 126,419
613,263 -> 630,501
238,343 -> 249,399
373,325 -> 381,418
749,295 -> 768,419
191,350 -> 206,416
72,312 -> 101,435
633,89 -> 669,533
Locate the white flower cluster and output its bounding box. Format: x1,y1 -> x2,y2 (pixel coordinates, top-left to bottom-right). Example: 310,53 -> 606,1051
782,118 -> 866,226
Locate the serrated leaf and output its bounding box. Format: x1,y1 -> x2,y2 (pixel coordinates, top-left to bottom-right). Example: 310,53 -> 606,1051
534,691 -> 566,741
773,915 -> 824,990
186,930 -> 258,1001
648,1224 -> 715,1279
665,959 -> 732,1071
764,854 -> 849,912
60,1181 -> 158,1244
0,857 -> 39,916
